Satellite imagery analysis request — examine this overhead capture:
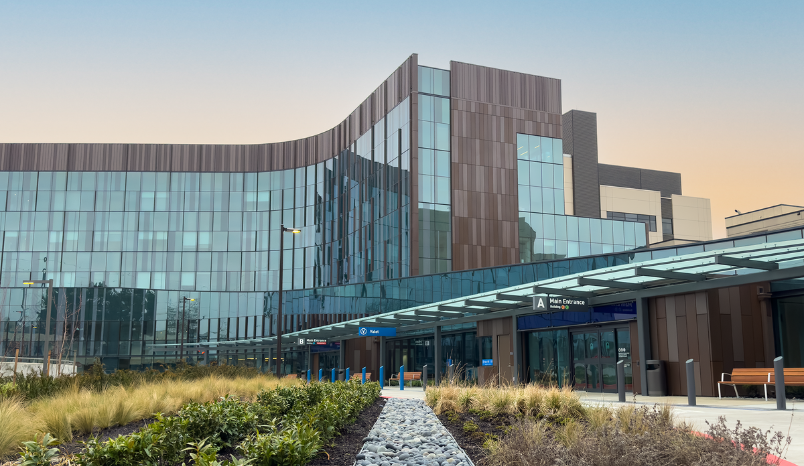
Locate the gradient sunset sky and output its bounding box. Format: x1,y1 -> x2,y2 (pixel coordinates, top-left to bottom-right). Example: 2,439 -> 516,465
1,1 -> 801,239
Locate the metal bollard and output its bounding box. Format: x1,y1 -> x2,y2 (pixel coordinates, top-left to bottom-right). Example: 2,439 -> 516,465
617,360 -> 626,402
774,356 -> 786,410
686,359 -> 696,406
400,365 -> 405,391
448,364 -> 454,383
346,367 -> 350,382
331,368 -> 336,383
307,370 -> 311,383
362,367 -> 366,384
423,365 -> 428,391
319,368 -> 323,382
380,366 -> 384,389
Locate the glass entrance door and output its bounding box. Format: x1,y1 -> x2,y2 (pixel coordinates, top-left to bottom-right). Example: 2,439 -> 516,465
571,327 -> 630,393
572,332 -> 599,390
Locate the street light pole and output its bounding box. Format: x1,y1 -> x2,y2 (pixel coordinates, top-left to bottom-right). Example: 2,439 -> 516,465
179,297 -> 195,363
22,279 -> 53,375
277,224 -> 300,378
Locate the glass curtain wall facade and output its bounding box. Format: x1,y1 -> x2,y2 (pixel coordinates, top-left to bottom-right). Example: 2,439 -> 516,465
517,133 -> 648,262
0,96 -> 412,369
417,66 -> 452,274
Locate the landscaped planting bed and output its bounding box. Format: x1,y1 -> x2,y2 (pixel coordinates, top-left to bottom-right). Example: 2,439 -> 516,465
1,372 -> 381,466
426,384 -> 793,466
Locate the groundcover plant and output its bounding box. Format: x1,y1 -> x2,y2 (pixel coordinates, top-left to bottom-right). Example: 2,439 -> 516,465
72,381 -> 380,466
426,384 -> 792,466
0,363 -> 380,466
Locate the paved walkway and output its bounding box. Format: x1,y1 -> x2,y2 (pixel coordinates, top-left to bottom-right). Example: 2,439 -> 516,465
381,385 -> 426,400
578,392 -> 802,465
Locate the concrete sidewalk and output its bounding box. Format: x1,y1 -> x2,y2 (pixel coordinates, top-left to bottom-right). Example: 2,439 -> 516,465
578,392 -> 801,465
381,385 -> 427,400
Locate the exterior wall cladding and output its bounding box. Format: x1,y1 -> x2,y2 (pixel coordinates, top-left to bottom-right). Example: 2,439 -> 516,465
0,55 -> 653,371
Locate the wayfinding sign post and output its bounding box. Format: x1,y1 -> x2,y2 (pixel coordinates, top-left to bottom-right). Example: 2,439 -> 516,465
358,327 -> 397,337
533,295 -> 588,312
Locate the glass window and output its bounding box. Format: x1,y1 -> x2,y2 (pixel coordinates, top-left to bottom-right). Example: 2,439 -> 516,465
529,162 -> 542,187
541,188 -> 554,214
541,163 -> 553,188
541,137 -> 553,163
528,135 -> 541,162
517,134 -> 529,160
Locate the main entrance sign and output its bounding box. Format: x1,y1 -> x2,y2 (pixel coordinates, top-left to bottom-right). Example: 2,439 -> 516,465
533,295 -> 588,312
358,327 -> 397,337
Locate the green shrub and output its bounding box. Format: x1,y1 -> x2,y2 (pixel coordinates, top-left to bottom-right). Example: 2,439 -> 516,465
239,421 -> 321,466
74,381 -> 381,466
180,395 -> 262,448
19,433 -> 59,466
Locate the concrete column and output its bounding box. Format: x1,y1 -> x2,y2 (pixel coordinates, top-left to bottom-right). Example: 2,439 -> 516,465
434,325 -> 442,385
636,297 -> 652,395
339,340 -> 345,369
512,316 -> 521,384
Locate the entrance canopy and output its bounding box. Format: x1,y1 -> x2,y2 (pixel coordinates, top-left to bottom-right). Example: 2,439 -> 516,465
152,238 -> 804,352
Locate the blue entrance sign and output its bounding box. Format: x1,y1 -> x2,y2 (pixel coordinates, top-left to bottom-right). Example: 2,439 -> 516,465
481,359 -> 494,366
358,327 -> 397,337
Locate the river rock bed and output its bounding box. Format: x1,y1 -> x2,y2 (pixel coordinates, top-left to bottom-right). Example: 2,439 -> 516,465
355,398 -> 472,466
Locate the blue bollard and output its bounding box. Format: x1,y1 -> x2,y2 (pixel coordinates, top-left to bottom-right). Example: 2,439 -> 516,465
400,365 -> 405,391
331,368 -> 336,383
346,367 -> 350,382
380,366 -> 384,389
362,367 -> 366,384
318,368 -> 323,382
307,369 -> 311,383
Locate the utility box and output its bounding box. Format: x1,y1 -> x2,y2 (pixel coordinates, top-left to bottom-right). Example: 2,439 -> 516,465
645,360 -> 668,396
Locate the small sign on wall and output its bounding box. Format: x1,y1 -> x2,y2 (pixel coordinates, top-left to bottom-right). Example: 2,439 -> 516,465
481,359 -> 494,366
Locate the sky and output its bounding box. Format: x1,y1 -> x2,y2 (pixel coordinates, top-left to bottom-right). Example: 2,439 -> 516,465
0,1 -> 802,239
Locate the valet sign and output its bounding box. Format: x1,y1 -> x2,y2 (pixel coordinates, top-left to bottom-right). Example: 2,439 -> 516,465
533,295 -> 588,312
358,327 -> 397,337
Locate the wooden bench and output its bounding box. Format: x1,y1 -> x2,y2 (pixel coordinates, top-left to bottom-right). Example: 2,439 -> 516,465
718,368 -> 804,401
284,373 -> 299,379
351,372 -> 372,381
389,371 -> 422,384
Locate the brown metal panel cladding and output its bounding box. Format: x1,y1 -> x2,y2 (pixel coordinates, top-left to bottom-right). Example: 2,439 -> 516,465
667,361 -> 681,395
718,288 -> 731,314
729,287 -> 742,315
656,297 -> 666,319
243,144 -> 267,172
719,315 -> 734,371
685,294 -> 700,360
708,291 -> 723,361
675,295 -> 686,317
677,314 -> 689,394
657,316 -> 669,362
67,144 -> 128,171
696,313 -> 714,396
729,288 -> 745,363
665,297 -> 679,362
696,292 -> 708,315
126,144 -> 172,171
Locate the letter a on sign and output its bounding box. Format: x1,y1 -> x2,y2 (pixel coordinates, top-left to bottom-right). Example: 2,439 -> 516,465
533,295 -> 547,311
